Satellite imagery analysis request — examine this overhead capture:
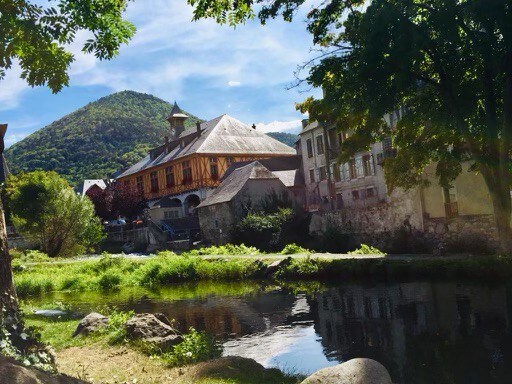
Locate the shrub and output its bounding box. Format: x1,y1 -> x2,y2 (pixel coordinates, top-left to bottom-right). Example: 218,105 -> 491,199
98,271 -> 122,290
185,244 -> 260,256
15,277 -> 54,297
60,276 -> 84,291
103,309 -> 134,344
164,328 -> 222,367
281,243 -> 312,255
93,253 -> 124,272
11,250 -> 50,264
349,244 -> 387,255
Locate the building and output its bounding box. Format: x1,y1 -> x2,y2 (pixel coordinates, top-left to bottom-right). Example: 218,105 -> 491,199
301,110 -> 501,250
76,179 -> 111,196
197,161 -> 291,244
116,103 -> 297,226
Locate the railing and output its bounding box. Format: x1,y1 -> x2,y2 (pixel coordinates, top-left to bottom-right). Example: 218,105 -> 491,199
444,202 -> 459,218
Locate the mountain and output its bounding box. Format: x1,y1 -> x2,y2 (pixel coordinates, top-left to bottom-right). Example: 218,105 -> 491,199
5,91 -> 201,185
266,132 -> 299,147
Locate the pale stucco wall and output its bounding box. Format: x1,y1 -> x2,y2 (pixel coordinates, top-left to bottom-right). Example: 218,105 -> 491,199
422,163 -> 493,218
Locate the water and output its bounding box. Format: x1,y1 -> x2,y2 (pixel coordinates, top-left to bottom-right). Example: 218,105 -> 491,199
26,280 -> 512,383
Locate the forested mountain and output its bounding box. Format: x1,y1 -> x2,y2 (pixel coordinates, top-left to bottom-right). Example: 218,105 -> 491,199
6,91 -> 201,185
266,132 -> 298,147
6,91 -> 298,185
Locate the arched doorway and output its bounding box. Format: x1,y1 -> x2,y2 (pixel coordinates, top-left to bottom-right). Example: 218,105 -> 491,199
184,194 -> 200,216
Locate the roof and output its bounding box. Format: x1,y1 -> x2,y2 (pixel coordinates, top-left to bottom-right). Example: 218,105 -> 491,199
221,155 -> 302,181
299,121 -> 320,135
117,114 -> 297,179
154,195 -> 182,208
167,102 -> 188,120
272,170 -> 304,188
77,179 -> 110,196
197,161 -> 279,208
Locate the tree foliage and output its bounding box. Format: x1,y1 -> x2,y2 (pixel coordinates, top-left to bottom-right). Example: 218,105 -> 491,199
190,0 -> 512,251
86,181 -> 144,220
0,0 -> 136,92
5,171 -> 105,257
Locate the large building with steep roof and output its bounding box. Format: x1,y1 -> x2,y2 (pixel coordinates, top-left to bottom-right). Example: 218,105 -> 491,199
116,103 -> 297,220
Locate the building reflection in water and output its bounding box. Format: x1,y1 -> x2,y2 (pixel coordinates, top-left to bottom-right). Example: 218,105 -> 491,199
124,281 -> 512,383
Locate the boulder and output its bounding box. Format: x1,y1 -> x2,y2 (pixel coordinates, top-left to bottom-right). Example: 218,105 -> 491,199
266,257 -> 293,276
0,355 -> 86,384
300,359 -> 392,384
73,312 -> 108,337
144,334 -> 183,352
125,313 -> 178,340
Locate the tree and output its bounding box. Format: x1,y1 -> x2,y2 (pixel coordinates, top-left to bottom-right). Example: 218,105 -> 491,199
188,0 -> 512,252
5,171 -> 105,257
87,181 -> 144,221
1,0 -> 135,92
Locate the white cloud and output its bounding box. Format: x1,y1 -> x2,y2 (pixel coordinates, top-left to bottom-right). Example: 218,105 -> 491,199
256,119 -> 303,133
5,133 -> 29,147
228,81 -> 241,87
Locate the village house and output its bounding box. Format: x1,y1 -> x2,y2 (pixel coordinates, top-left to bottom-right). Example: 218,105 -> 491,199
115,103 -> 297,235
300,111 -> 500,250
197,161 -> 292,245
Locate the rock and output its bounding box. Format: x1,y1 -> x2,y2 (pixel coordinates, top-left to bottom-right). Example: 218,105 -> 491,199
300,358 -> 392,384
0,355 -> 86,384
153,312 -> 173,327
144,334 -> 183,352
34,309 -> 68,317
73,312 -> 109,337
266,257 -> 293,276
125,313 -> 178,340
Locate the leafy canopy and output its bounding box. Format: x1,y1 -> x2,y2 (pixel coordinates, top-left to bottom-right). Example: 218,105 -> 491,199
5,170 -> 105,257
1,0 -> 136,92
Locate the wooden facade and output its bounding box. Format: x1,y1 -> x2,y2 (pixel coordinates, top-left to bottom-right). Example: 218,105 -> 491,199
117,153 -> 278,201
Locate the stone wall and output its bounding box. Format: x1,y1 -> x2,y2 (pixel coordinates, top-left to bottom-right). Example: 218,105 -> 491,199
309,187 -> 499,253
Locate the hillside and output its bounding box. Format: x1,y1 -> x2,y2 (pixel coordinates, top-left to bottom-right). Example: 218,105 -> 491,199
6,91 -> 298,185
266,132 -> 298,147
6,91 -> 201,184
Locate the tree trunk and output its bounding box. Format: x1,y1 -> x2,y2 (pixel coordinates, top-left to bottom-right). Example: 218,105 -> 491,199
0,197 -> 18,324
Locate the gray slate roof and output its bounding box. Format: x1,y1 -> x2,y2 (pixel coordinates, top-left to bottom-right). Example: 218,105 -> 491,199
197,161 -> 278,208
272,170 -> 304,188
221,155 -> 302,181
117,114 -> 296,179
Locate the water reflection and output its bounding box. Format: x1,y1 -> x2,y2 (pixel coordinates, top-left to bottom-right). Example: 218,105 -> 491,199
27,280 -> 512,383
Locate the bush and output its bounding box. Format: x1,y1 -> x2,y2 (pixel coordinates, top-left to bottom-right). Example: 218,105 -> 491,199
163,328 -> 222,367
281,243 -> 312,255
349,244 -> 387,255
185,244 -> 260,256
98,271 -> 122,290
11,250 -> 50,263
15,277 -> 54,297
93,253 -> 124,272
103,309 -> 134,344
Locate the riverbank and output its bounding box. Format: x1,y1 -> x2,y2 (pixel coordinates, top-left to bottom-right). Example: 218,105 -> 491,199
13,251 -> 512,298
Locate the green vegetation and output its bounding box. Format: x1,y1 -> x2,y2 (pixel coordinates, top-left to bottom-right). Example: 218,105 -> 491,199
266,132 -> 298,147
5,91 -> 201,184
349,244 -> 386,256
5,171 -> 105,257
161,328 -> 223,367
281,243 -> 312,255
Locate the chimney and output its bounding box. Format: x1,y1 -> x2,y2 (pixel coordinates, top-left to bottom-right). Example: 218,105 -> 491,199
252,124 -> 256,130
301,119 -> 309,130
196,122 -> 201,136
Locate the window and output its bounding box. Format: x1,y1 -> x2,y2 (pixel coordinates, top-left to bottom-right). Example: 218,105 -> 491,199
341,163 -> 349,181
363,155 -> 374,176
443,186 -> 459,217
366,187 -> 375,198
316,135 -> 325,155
306,139 -> 313,158
136,176 -> 144,195
319,166 -> 327,181
165,166 -> 175,188
226,157 -> 233,166
150,171 -> 159,192
352,190 -> 360,200
355,156 -> 364,178
333,164 -> 341,182
309,169 -> 315,183
182,161 -> 192,184
164,210 -> 180,220
123,180 -> 130,187
210,157 -> 219,180
349,159 -> 357,179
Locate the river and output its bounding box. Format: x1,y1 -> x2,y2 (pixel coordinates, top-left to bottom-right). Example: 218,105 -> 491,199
25,279 -> 512,383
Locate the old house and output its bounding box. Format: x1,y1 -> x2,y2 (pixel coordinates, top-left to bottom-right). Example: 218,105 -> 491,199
197,161 -> 291,245
301,110 -> 501,250
116,103 -> 296,231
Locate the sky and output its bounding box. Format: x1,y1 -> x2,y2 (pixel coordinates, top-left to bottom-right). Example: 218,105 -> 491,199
0,0 -> 322,148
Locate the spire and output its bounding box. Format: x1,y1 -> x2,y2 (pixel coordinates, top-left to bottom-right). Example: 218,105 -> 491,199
166,101 -> 188,139
167,101 -> 188,120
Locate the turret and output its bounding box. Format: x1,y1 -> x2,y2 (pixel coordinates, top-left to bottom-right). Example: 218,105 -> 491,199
166,101 -> 188,139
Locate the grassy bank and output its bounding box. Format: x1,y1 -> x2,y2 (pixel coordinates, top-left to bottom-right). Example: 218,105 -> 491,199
13,250 -> 512,298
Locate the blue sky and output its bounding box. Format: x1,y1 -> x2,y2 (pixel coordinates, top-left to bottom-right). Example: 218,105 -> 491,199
0,0 -> 321,147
